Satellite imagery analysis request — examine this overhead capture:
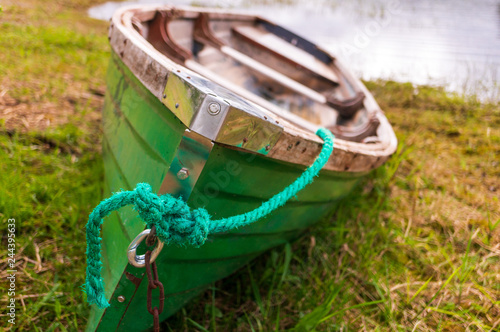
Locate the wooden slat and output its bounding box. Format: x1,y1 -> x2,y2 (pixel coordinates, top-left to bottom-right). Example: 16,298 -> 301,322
233,25 -> 339,84
220,45 -> 328,104
184,59 -> 320,133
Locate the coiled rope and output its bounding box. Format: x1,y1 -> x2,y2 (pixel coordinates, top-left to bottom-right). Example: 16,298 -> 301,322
85,128 -> 334,308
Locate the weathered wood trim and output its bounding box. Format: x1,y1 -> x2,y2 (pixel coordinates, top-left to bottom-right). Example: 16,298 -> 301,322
109,5 -> 397,172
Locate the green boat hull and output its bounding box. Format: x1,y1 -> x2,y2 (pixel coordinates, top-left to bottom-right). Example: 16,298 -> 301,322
86,53 -> 369,331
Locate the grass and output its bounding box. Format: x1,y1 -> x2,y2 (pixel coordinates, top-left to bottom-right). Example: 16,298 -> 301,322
0,0 -> 499,331
0,0 -> 108,330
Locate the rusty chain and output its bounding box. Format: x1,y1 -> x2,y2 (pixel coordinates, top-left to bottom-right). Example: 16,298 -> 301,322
145,226 -> 165,332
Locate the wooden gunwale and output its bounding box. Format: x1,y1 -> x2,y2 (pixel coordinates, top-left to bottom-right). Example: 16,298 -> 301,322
110,5 -> 397,173
230,24 -> 340,85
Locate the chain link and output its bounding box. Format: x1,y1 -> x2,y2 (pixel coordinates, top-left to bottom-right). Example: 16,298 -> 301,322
145,226 -> 165,332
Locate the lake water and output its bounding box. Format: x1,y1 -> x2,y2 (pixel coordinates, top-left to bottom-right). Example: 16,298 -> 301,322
89,0 -> 500,101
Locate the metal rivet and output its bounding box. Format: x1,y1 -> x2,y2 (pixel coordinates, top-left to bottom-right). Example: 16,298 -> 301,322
163,94 -> 166,99
177,168 -> 189,180
175,103 -> 179,108
117,295 -> 125,302
207,102 -> 221,116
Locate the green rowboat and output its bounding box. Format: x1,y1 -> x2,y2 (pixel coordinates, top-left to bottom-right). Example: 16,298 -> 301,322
86,5 -> 397,331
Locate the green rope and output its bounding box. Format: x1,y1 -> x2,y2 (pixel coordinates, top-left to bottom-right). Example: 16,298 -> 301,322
85,128 -> 334,309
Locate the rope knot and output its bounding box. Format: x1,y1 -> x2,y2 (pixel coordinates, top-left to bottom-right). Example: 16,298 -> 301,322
133,183 -> 210,247
84,129 -> 334,309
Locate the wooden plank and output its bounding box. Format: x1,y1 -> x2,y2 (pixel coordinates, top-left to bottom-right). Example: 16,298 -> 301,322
220,45 -> 329,104
233,25 -> 339,84
184,59 -> 319,133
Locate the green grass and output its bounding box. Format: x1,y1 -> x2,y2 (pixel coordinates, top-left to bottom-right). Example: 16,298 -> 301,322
0,128 -> 103,331
0,1 -> 108,330
1,1 -> 499,331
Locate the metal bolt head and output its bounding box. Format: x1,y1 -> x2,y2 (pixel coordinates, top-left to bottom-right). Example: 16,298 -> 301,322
117,295 -> 125,303
177,168 -> 189,180
207,102 -> 221,116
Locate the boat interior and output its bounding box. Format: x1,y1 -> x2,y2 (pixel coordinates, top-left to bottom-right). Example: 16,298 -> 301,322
129,8 -> 381,143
